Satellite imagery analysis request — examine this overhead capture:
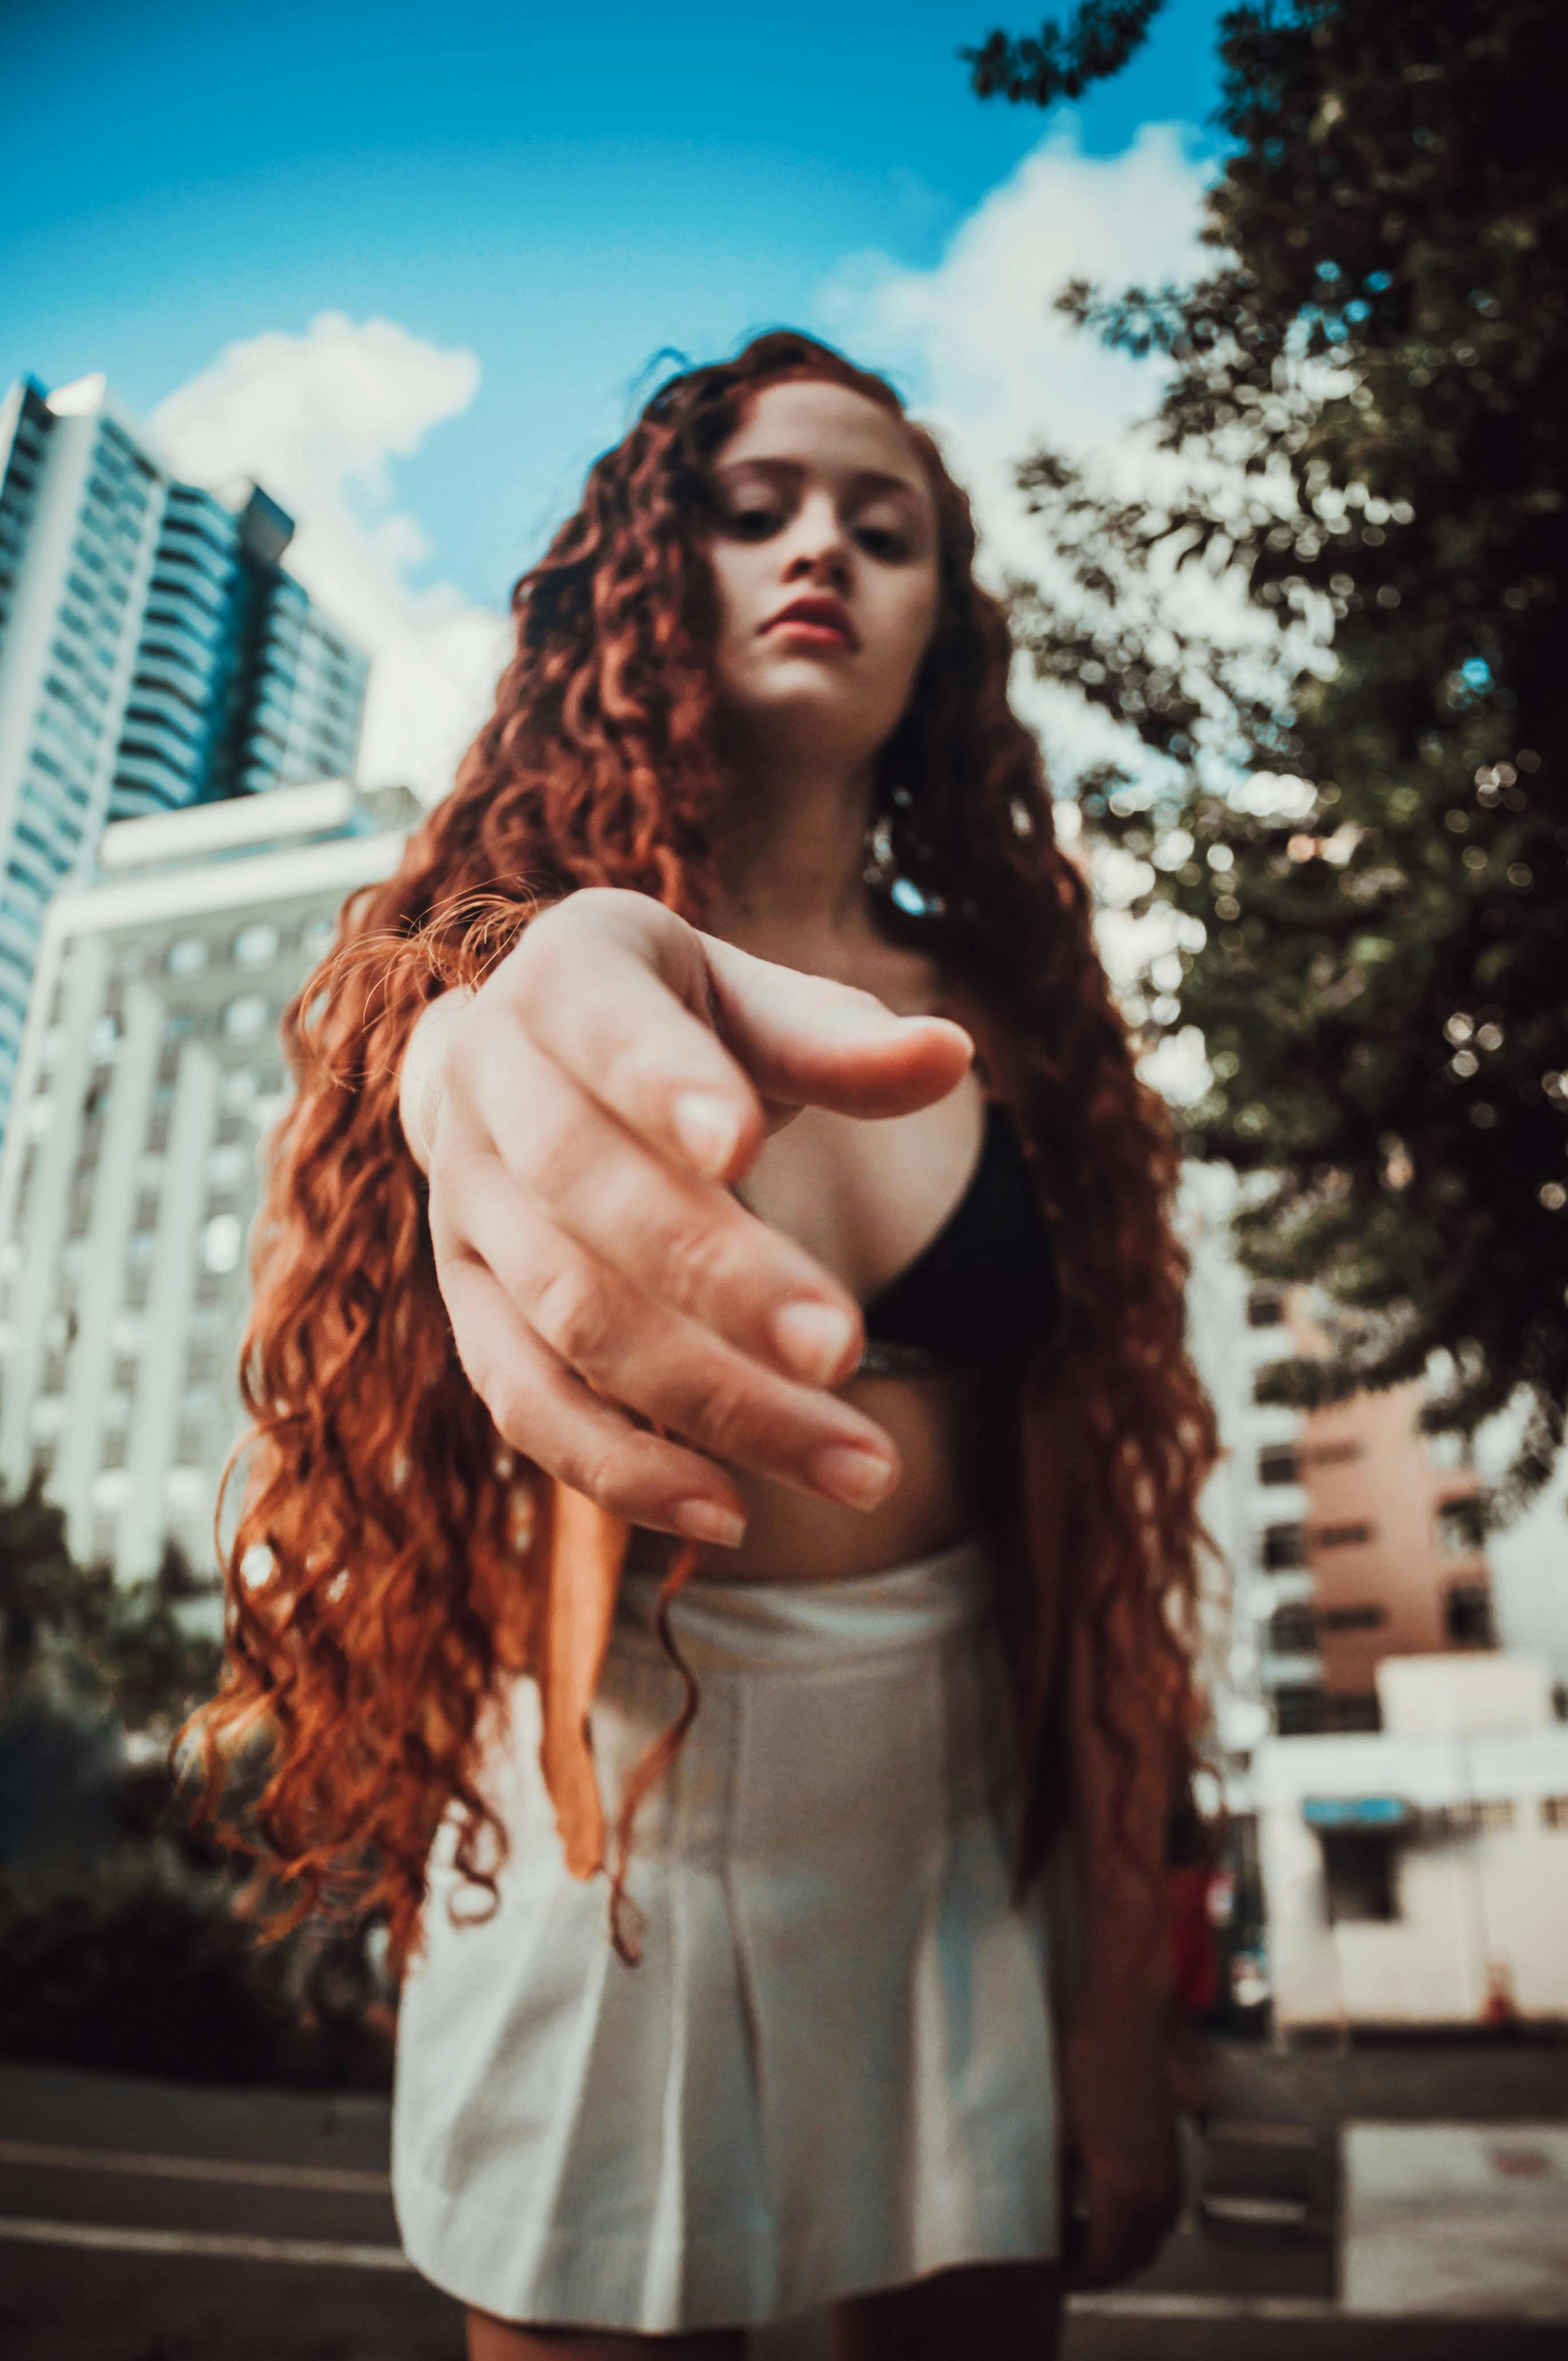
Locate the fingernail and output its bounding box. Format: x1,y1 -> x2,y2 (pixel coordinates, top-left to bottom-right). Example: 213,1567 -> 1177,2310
672,1092 -> 741,1177
805,1443 -> 897,1511
671,1498 -> 747,1548
772,1300 -> 857,1386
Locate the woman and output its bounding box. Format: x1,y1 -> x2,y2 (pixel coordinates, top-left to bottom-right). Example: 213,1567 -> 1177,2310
193,330 -> 1217,2359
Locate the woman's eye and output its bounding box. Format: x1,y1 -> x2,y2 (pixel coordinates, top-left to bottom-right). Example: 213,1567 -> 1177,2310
727,507 -> 780,539
856,525 -> 908,560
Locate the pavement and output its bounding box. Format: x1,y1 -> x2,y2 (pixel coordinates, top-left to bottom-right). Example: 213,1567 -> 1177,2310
1,2039 -> 1566,2359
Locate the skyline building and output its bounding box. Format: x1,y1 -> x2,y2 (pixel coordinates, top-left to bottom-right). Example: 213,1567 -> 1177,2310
0,369 -> 368,1141
0,776 -> 417,1584
111,474 -> 366,821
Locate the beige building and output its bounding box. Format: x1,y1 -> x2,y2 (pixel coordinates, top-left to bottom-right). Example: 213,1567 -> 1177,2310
0,776 -> 418,1582
1245,1298 -> 1495,1735
1300,1377 -> 1491,1699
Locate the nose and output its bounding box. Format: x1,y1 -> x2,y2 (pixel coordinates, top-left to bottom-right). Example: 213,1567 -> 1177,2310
780,492 -> 851,591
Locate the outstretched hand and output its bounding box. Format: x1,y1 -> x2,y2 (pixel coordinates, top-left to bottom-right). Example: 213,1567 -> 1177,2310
418,888 -> 974,1548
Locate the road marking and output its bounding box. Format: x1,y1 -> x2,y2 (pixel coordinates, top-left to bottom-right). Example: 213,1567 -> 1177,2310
0,2216 -> 1527,2324
1070,2295 -> 1337,2321
1199,2193 -> 1312,2226
0,2216 -> 410,2269
0,2138 -> 390,2195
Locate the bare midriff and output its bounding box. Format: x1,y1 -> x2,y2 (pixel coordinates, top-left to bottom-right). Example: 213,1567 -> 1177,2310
624,1364 -> 987,1585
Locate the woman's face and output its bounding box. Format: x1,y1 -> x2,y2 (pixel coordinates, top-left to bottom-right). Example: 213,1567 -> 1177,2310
700,378 -> 942,772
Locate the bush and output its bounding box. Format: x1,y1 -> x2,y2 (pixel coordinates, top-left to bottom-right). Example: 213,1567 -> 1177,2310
0,1477 -> 392,2087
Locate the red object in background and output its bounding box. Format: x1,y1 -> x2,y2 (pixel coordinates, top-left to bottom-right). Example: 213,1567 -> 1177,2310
1169,1863 -> 1220,2018
1483,1960 -> 1519,2028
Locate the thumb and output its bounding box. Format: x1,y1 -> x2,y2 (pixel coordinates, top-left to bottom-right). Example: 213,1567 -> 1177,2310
698,930 -> 974,1125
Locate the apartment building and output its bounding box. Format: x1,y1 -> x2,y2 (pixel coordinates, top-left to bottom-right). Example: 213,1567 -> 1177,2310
1176,1160 -> 1310,1760
1255,1296 -> 1495,1734
0,776 -> 418,1583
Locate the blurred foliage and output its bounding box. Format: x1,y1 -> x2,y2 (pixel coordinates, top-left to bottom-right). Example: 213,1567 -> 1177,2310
962,0 -> 1165,106
0,1470 -> 221,1736
977,0 -> 1568,1519
0,1476 -> 391,2084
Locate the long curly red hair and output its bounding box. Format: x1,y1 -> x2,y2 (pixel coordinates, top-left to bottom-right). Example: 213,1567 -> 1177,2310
186,331 -> 1219,1968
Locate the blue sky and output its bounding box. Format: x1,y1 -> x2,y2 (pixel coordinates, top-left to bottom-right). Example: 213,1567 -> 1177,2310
3,1 -> 1228,599
3,1 -> 1231,816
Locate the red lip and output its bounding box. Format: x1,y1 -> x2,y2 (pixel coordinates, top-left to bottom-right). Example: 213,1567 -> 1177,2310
761,595 -> 858,649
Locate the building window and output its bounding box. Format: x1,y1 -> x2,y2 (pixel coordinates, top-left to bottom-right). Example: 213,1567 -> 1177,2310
1318,1605 -> 1386,1633
1257,1443 -> 1300,1486
207,1141 -> 248,1187
1263,1522 -> 1308,1570
1423,1800 -> 1514,1840
1444,1582 -> 1495,1648
202,1213 -> 243,1273
1438,1495 -> 1486,1555
1303,1438 -> 1362,1468
1314,1522 -> 1375,1549
233,923 -> 280,968
166,936 -> 208,977
1321,1830 -> 1399,1923
1273,1685 -> 1324,1736
1268,1603 -> 1317,1654
1319,1692 -> 1382,1734
1247,1288 -> 1285,1327
222,994 -> 269,1041
1542,1798 -> 1568,1830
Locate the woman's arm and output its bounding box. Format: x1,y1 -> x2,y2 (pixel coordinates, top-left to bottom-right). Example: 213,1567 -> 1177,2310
1059,1606 -> 1181,2289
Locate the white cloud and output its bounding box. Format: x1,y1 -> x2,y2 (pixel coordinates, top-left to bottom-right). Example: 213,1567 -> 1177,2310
152,312 -> 510,805
816,122 -> 1243,1092
816,120 -> 1212,582
813,121 -> 1283,789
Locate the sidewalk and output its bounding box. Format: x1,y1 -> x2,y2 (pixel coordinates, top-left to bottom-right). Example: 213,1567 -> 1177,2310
1,2040 -> 1565,2359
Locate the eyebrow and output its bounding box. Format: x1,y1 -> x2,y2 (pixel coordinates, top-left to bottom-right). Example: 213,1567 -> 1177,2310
713,456 -> 928,505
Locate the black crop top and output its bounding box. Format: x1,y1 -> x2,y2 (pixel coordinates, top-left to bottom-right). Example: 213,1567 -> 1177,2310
855,1098 -> 1060,1378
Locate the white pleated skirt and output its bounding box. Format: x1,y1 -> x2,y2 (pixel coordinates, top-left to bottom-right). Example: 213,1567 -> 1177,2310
392,1534 -> 1062,2335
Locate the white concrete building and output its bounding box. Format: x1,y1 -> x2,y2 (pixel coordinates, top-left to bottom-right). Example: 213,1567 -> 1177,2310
0,776 -> 419,1582
1475,1395 -> 1568,1695
1176,1159 -> 1310,1762
1255,1652 -> 1568,2029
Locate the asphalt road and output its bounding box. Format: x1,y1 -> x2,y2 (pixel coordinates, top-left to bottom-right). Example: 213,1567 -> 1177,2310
1,2042 -> 1565,2359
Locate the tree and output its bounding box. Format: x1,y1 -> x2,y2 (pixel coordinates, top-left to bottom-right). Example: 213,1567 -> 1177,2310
972,0 -> 1568,1518
0,1475 -> 219,1734
963,1 -> 1166,106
